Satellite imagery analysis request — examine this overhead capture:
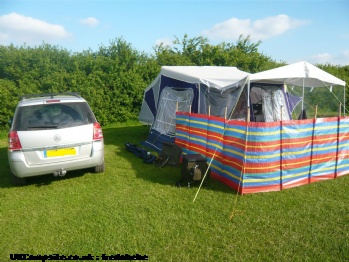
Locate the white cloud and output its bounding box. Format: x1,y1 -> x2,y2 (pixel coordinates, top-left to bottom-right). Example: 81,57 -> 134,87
310,53 -> 333,64
202,14 -> 308,41
0,12 -> 71,45
310,50 -> 349,66
154,38 -> 173,48
79,17 -> 100,27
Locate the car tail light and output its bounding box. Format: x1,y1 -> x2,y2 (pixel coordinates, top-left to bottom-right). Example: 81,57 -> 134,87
93,122 -> 103,141
8,131 -> 22,150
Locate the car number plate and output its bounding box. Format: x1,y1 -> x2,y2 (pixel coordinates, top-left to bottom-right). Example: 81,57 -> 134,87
44,148 -> 76,158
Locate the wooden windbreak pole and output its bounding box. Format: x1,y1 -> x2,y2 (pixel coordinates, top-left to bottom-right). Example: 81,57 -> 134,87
309,104 -> 317,184
280,105 -> 283,190
335,102 -> 342,179
224,106 -> 227,120
176,101 -> 178,112
208,105 -> 211,117
189,105 -> 192,113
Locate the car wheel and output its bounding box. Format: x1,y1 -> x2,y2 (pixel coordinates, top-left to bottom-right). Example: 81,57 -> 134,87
11,171 -> 26,186
95,162 -> 105,173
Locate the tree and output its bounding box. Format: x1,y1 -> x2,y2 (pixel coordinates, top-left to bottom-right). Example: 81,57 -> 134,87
0,36 -> 348,130
153,34 -> 278,72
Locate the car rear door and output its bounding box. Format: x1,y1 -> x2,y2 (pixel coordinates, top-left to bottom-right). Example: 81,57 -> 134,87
18,124 -> 94,165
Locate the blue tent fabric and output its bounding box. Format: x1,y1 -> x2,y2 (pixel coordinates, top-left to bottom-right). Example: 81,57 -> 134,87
142,129 -> 176,152
144,88 -> 156,117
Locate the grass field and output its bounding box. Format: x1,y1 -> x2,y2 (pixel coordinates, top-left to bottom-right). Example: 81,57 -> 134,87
1,122 -> 349,261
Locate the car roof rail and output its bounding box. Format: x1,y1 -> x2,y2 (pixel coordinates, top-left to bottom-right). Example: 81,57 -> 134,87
20,92 -> 81,100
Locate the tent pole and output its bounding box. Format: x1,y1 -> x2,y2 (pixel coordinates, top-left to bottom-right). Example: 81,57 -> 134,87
344,85 -> 346,117
247,75 -> 251,121
198,84 -> 200,114
247,107 -> 250,122
247,76 -> 250,108
301,79 -> 305,112
280,105 -> 283,121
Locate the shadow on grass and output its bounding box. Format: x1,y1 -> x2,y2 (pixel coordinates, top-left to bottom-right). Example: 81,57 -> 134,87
0,149 -> 96,189
0,125 -> 234,193
103,125 -> 235,194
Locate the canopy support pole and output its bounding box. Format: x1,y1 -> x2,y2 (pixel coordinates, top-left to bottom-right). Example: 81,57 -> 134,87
344,85 -> 346,117
301,78 -> 305,111
247,76 -> 250,108
247,76 -> 251,121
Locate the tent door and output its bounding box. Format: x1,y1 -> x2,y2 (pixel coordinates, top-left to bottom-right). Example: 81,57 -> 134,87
262,89 -> 290,122
152,87 -> 194,135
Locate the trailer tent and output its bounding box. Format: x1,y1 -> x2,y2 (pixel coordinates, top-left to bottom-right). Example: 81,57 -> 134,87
175,61 -> 347,194
138,66 -> 249,151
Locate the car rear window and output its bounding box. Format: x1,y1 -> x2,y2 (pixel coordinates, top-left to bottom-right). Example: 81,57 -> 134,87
13,102 -> 97,131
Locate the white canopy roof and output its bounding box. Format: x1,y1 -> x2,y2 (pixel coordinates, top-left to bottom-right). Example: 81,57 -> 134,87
160,66 -> 249,89
249,61 -> 346,87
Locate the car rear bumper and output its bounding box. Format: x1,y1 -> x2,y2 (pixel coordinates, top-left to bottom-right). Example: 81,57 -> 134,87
8,142 -> 104,178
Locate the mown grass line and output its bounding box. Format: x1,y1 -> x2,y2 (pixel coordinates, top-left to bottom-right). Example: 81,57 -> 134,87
0,122 -> 348,261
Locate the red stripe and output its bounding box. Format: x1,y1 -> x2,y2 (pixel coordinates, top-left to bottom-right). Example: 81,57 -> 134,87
248,121 -> 281,128
311,154 -> 337,165
282,177 -> 309,189
226,120 -> 248,128
185,142 -> 207,155
176,111 -> 189,117
313,117 -> 338,123
210,172 -> 242,193
241,184 -> 281,194
208,115 -> 226,123
309,173 -> 335,182
224,140 -> 246,151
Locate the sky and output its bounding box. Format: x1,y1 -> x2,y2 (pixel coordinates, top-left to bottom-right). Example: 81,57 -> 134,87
1,0 -> 349,66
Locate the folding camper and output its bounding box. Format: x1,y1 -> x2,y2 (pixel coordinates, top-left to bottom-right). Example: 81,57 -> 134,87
138,66 -> 249,151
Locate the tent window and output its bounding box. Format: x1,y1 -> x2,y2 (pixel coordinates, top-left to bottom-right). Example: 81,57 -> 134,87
201,86 -> 242,118
152,87 -> 194,135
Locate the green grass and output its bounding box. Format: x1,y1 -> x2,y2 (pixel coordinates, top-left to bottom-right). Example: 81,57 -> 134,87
1,122 -> 349,261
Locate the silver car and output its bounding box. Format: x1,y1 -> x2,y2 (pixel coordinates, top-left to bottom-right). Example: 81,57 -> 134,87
8,93 -> 105,185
